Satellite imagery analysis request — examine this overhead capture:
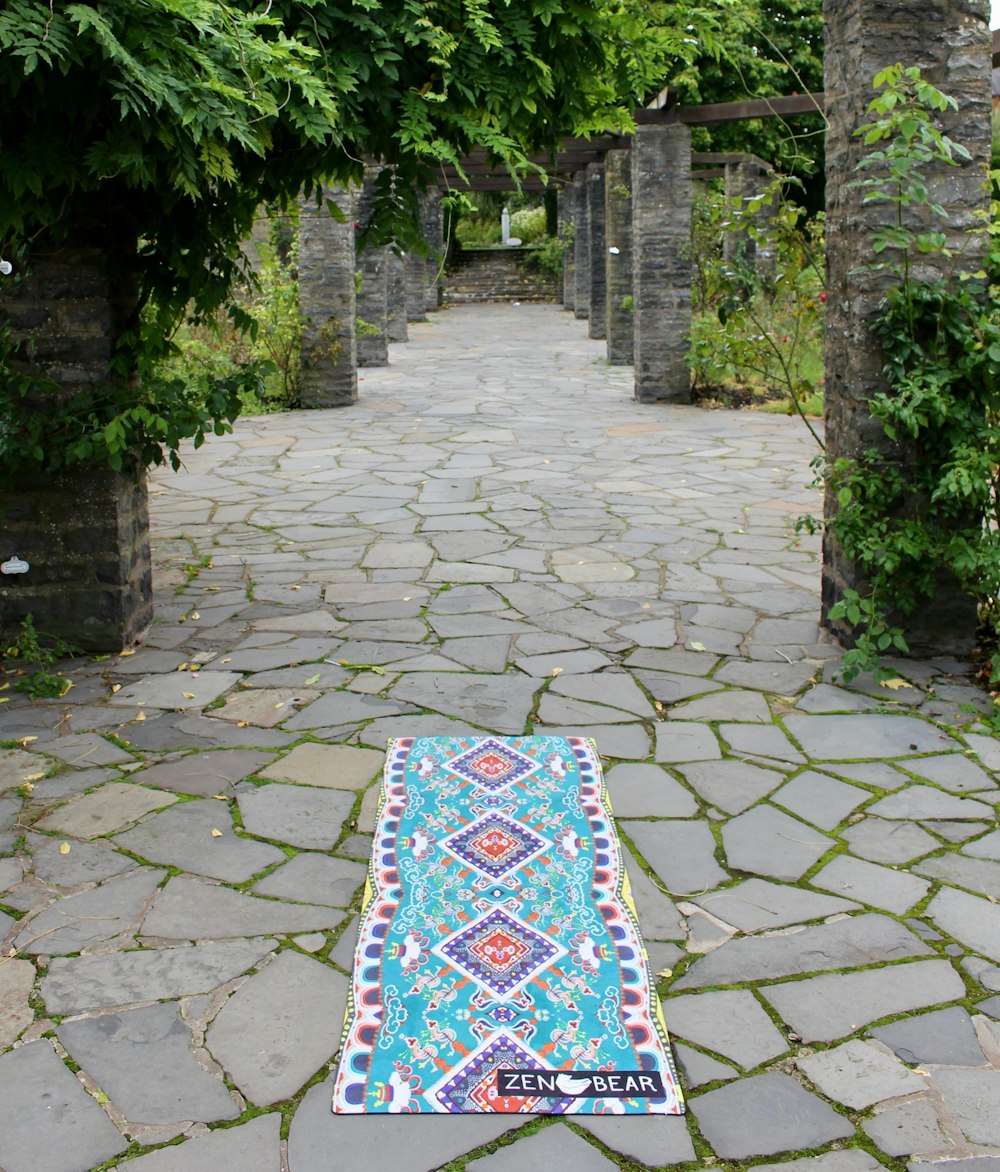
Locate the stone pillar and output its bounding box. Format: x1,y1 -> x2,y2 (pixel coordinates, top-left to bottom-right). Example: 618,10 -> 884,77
587,162 -> 607,340
723,154 -> 776,280
1,462 -> 152,653
298,186 -> 358,407
421,187 -> 443,313
0,209 -> 152,651
355,167 -> 389,368
631,123 -> 692,403
387,250 -> 408,342
405,245 -> 427,324
558,185 -> 576,311
604,148 -> 634,365
572,171 -> 590,320
821,0 -> 991,655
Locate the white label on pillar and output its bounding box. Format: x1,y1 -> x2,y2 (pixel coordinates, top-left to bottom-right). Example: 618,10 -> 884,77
1,556 -> 29,575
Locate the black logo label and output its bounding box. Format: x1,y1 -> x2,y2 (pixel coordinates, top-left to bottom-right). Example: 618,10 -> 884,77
495,1070 -> 665,1099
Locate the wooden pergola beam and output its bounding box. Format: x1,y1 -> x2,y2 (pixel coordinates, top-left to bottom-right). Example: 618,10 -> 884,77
439,93 -> 827,190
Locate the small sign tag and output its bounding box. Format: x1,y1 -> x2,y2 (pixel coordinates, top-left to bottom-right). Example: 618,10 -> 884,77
496,1070 -> 665,1099
1,556 -> 29,575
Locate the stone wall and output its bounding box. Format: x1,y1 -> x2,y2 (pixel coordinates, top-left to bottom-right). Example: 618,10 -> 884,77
441,249 -> 560,304
822,0 -> 991,655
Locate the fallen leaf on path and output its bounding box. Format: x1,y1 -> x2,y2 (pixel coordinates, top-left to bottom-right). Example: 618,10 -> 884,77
59,843 -> 71,855
211,828 -> 223,838
880,678 -> 915,690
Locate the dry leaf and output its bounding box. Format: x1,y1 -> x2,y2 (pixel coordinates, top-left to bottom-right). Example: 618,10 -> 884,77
177,663 -> 190,672
16,736 -> 36,746
110,683 -> 121,694
221,657 -> 232,664
880,678 -> 915,691
656,967 -> 673,979
0,698 -> 9,705
551,667 -> 564,677
212,794 -> 228,801
689,641 -> 706,652
179,615 -> 187,622
134,712 -> 146,722
119,649 -> 135,657
304,673 -> 321,686
20,782 -> 34,794
210,828 -> 223,838
237,720 -> 250,728
59,842 -> 72,855
274,701 -> 285,710
182,692 -> 195,700
190,612 -> 200,621
22,772 -> 44,783
654,701 -> 665,713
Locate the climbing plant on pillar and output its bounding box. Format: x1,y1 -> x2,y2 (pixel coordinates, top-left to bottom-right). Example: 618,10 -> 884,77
819,66 -> 1000,681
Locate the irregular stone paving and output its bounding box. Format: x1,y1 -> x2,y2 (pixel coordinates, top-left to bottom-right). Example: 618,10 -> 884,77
1,303 -> 999,1171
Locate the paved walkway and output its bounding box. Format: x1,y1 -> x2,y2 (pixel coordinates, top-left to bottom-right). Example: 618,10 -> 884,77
2,304 -> 1000,1172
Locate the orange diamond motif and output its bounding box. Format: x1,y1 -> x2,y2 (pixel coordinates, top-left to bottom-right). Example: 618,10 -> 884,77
475,752 -> 512,778
469,928 -> 531,973
470,828 -> 519,863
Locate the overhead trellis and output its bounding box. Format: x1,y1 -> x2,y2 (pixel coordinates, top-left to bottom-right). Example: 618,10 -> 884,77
436,92 -> 827,191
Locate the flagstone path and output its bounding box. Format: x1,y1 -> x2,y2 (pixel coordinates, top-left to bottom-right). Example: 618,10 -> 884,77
2,303 -> 1000,1171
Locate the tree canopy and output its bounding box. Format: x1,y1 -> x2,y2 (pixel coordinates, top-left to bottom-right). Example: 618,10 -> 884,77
0,0 -> 729,480
0,0 -> 728,331
668,0 -> 825,201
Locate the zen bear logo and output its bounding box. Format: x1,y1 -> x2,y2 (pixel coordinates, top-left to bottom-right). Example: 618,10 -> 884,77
495,1070 -> 666,1098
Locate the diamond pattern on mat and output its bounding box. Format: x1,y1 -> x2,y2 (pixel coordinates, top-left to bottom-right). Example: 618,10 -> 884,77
447,739 -> 541,793
435,907 -> 566,998
427,1031 -> 571,1113
441,813 -> 551,880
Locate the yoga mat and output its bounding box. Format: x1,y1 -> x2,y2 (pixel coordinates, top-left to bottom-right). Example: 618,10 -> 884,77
332,735 -> 684,1115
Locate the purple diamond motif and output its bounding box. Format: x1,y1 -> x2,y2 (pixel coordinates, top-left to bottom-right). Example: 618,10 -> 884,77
448,739 -> 540,793
427,1031 -> 572,1113
434,908 -> 566,999
442,813 -> 550,881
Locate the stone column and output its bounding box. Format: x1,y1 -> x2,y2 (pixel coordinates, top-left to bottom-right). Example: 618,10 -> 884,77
558,185 -> 576,311
723,154 -> 776,280
631,122 -> 692,403
572,171 -> 590,320
405,245 -> 427,324
421,187 -> 443,313
604,148 -> 634,365
298,186 -> 358,407
821,0 -> 991,655
355,167 -> 389,368
387,250 -> 408,342
587,162 -> 607,340
0,206 -> 152,651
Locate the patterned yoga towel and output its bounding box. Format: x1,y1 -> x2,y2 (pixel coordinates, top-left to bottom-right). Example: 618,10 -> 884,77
332,735 -> 685,1115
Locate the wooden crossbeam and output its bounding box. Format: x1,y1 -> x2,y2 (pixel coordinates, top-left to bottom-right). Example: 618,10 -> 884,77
639,92 -> 826,125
